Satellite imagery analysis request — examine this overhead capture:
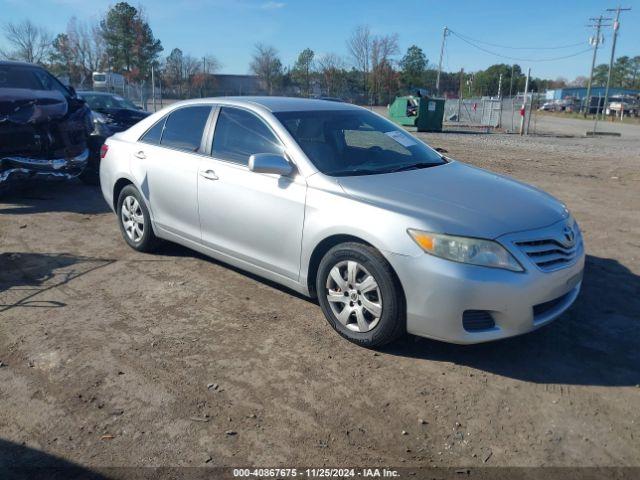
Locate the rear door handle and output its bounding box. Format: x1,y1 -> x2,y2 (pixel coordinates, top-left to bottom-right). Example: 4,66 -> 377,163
134,150 -> 146,159
200,169 -> 219,180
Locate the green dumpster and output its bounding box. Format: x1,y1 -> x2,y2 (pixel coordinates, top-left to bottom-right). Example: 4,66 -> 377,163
388,95 -> 444,132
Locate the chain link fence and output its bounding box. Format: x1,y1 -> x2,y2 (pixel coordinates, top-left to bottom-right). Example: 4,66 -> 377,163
102,80 -> 543,134
443,96 -> 536,133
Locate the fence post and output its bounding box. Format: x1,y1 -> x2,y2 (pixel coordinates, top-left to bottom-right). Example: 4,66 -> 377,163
526,92 -> 533,135
457,68 -> 464,123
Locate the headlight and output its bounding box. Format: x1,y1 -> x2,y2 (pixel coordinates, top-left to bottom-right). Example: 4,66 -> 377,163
92,111 -> 107,124
407,229 -> 523,272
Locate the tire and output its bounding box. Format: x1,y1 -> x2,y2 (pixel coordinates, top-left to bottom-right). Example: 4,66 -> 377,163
316,242 -> 405,347
79,167 -> 99,185
116,185 -> 159,252
79,146 -> 101,185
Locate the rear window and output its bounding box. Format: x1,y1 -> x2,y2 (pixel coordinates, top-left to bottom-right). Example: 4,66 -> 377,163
0,65 -> 68,95
140,118 -> 166,145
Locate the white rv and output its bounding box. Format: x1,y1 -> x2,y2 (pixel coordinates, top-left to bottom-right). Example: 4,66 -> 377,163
92,72 -> 125,91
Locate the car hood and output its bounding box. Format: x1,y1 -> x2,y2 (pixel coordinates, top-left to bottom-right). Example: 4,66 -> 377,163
0,88 -> 69,125
337,161 -> 567,239
96,107 -> 150,123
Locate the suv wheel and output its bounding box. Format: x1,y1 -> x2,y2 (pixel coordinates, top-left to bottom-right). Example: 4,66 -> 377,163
316,242 -> 405,347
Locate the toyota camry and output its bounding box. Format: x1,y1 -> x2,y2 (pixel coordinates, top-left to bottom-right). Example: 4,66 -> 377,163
99,97 -> 584,347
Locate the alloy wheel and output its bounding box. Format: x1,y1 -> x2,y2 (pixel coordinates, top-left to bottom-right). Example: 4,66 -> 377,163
121,195 -> 144,243
325,260 -> 383,333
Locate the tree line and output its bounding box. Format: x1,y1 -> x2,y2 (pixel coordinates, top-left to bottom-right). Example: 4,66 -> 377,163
2,2 -> 639,103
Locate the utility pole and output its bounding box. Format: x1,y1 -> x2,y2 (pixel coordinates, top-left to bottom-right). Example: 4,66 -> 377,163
519,67 -> 530,135
151,64 -> 156,112
508,64 -> 515,97
602,6 -> 632,120
202,56 -> 207,98
436,26 -> 449,96
497,73 -> 503,128
584,15 -> 610,116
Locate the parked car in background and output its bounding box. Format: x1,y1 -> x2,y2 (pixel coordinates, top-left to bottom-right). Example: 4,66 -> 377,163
78,91 -> 150,183
539,101 -> 556,111
100,97 -> 584,348
607,96 -> 639,117
0,61 -> 92,194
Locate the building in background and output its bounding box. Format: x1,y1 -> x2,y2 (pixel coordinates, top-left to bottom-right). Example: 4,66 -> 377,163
545,86 -> 640,100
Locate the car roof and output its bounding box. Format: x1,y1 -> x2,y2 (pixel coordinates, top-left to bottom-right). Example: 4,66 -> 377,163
176,96 -> 361,113
0,60 -> 44,68
77,91 -> 121,96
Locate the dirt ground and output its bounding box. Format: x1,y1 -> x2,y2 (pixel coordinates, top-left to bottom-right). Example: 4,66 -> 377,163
1,124 -> 639,475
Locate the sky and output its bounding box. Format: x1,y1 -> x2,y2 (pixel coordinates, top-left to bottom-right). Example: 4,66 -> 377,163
1,0 -> 639,80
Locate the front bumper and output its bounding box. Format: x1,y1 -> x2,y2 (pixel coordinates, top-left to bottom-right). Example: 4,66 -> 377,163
388,225 -> 585,344
0,148 -> 90,184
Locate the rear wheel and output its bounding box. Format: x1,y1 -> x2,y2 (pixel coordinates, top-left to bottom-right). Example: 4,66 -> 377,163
316,242 -> 405,347
116,185 -> 159,252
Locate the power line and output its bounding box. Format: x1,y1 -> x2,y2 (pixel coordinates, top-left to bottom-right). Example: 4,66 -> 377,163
449,30 -> 593,62
451,30 -> 587,50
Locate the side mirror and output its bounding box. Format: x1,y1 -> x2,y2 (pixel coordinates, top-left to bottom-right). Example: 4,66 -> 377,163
67,85 -> 77,97
248,153 -> 293,176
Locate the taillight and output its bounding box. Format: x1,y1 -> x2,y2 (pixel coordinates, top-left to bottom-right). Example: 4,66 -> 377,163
100,144 -> 109,159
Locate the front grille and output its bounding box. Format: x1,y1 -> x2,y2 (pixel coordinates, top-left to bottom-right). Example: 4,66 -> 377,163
516,232 -> 581,272
533,291 -> 571,319
462,310 -> 496,332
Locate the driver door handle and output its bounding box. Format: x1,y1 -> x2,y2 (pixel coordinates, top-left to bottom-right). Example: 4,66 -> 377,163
133,150 -> 146,159
200,169 -> 219,180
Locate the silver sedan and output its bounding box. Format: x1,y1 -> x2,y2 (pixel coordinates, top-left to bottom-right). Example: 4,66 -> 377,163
99,97 -> 584,347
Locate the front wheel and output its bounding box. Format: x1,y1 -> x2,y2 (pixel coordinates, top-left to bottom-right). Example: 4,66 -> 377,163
316,242 -> 405,347
116,185 -> 159,252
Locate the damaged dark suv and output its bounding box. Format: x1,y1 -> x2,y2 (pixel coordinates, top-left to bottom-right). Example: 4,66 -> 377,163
0,61 -> 92,193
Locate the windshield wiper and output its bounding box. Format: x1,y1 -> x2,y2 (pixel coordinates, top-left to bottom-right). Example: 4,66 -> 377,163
385,162 -> 441,173
328,161 -> 442,177
327,168 -> 383,177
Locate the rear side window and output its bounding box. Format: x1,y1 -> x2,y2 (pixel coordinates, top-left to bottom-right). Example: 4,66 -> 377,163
140,118 -> 166,145
212,107 -> 282,165
160,106 -> 212,152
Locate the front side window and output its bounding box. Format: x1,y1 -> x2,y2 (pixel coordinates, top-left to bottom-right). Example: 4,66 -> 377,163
274,109 -> 445,176
160,106 -> 211,152
211,107 -> 282,165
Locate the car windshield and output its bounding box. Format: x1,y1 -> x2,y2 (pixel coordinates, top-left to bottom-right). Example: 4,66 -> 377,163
274,109 -> 445,176
81,93 -> 137,110
0,64 -> 69,95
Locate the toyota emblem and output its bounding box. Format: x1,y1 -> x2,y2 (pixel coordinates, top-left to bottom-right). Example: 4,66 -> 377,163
563,226 -> 575,245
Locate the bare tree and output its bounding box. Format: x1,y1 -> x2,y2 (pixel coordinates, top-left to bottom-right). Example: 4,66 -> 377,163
183,54 -> 202,96
347,25 -> 371,93
317,53 -> 346,97
66,18 -> 106,85
164,47 -> 185,96
202,55 -> 220,75
370,33 -> 399,104
250,43 -> 282,95
1,20 -> 52,63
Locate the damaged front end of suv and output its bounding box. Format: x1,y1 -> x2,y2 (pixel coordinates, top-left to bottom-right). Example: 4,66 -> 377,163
0,62 -> 92,193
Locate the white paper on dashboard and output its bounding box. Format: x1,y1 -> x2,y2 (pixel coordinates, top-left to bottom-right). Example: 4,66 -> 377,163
384,130 -> 417,148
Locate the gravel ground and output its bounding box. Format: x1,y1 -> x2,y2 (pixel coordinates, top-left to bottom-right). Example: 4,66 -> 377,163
1,123 -> 639,475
